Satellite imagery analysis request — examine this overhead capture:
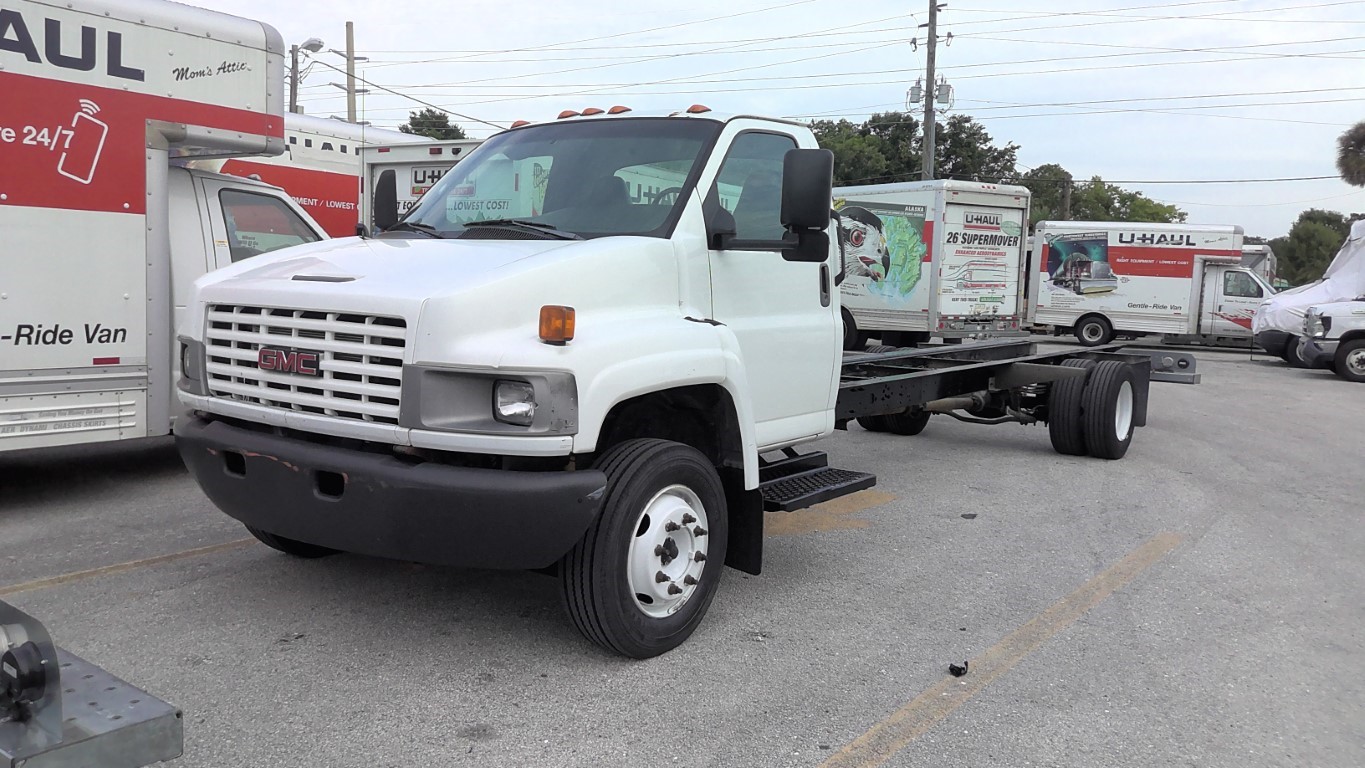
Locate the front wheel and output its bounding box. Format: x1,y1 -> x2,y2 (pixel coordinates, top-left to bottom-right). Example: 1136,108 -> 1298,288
1284,335 -> 1312,368
559,439 -> 728,658
1074,316 -> 1114,347
1335,339 -> 1365,382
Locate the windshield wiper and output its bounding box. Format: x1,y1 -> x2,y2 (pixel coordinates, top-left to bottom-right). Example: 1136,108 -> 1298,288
462,219 -> 583,240
383,221 -> 444,238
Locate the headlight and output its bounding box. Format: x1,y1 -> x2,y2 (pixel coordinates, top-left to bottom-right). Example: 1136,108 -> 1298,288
493,380 -> 537,426
1304,312 -> 1324,338
178,338 -> 208,395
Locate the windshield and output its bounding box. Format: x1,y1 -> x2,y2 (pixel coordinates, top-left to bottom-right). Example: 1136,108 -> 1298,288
400,118 -> 722,239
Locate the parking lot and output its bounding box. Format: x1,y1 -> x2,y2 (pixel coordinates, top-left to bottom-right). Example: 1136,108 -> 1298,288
2,344 -> 1361,768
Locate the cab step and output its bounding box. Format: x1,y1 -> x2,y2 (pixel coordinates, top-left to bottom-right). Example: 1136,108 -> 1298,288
758,450 -> 877,512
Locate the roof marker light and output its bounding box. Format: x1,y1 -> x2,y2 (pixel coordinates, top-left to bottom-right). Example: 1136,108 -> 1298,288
607,105 -> 632,114
581,107 -> 605,116
510,120 -> 531,128
685,104 -> 712,114
557,110 -> 581,120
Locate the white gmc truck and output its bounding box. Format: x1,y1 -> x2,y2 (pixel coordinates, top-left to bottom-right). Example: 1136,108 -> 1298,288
176,109 -> 1179,657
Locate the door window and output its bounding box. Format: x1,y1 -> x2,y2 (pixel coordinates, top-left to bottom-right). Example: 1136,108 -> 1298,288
711,132 -> 797,242
1222,270 -> 1263,298
219,190 -> 322,262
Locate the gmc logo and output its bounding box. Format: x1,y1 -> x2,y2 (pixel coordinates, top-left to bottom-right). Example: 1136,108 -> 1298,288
258,347 -> 322,377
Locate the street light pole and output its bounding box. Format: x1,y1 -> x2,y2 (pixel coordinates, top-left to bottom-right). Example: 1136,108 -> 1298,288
345,22 -> 357,123
288,37 -> 324,114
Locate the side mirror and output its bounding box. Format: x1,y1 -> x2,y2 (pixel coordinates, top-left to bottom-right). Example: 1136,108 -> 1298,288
780,149 -> 834,231
373,169 -> 399,232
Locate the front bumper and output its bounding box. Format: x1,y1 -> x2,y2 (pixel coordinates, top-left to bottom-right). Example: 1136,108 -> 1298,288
1301,338 -> 1339,369
1254,329 -> 1293,356
175,416 -> 606,569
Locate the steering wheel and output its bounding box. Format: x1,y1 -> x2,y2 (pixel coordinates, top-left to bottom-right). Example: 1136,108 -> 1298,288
649,187 -> 684,205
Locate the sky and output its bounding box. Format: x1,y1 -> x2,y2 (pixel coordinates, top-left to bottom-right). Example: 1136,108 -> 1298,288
197,0 -> 1365,238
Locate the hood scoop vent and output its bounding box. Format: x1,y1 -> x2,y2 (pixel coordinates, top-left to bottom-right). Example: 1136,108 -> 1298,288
292,275 -> 357,283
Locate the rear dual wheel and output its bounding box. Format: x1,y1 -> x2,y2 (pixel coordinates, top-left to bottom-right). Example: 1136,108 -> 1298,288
1047,360 -> 1136,460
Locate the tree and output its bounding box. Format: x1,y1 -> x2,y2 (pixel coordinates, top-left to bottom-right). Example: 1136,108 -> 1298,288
811,119 -> 889,185
1337,121 -> 1365,187
399,108 -> 466,140
934,114 -> 1018,183
1273,208 -> 1363,284
1069,176 -> 1186,223
1018,163 -> 1074,227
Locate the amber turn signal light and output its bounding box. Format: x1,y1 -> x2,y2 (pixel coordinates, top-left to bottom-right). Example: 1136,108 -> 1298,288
539,305 -> 575,345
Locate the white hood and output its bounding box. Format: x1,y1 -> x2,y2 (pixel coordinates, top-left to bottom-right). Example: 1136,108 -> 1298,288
1253,220 -> 1365,335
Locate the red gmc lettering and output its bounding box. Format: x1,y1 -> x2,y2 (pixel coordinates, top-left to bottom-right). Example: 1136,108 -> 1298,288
258,348 -> 319,375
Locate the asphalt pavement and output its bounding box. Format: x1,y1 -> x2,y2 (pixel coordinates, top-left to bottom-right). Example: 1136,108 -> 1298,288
1,343 -> 1361,767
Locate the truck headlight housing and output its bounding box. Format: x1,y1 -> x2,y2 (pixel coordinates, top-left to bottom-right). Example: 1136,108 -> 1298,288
178,338 -> 208,395
493,380 -> 537,426
1304,312 -> 1326,338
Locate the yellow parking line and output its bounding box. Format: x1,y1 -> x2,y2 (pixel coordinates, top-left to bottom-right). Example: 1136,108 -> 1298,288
0,538 -> 254,598
821,531 -> 1183,768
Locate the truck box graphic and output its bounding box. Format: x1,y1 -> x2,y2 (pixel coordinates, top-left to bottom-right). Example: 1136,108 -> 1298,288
1046,231 -> 1117,295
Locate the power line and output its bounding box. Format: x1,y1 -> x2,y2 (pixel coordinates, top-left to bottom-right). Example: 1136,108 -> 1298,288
305,57 -> 504,130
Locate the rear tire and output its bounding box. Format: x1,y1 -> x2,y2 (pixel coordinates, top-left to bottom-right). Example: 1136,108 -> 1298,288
1334,339 -> 1365,382
1081,361 -> 1137,460
841,309 -> 865,351
1075,316 -> 1114,347
1047,359 -> 1095,456
245,526 -> 339,558
883,410 -> 930,436
559,439 -> 727,658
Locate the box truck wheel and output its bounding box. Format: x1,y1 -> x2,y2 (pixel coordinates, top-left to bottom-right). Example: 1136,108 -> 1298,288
244,526 -> 339,559
1047,359 -> 1095,456
1081,361 -> 1136,460
1074,315 -> 1114,346
1334,339 -> 1365,382
841,309 -> 867,351
559,439 -> 728,658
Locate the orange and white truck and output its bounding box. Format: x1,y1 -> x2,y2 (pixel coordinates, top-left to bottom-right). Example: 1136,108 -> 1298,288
1030,221 -> 1272,346
0,0 -> 326,453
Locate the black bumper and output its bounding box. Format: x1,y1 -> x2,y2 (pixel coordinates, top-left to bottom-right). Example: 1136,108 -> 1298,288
1301,338 -> 1337,369
1254,329 -> 1292,356
175,417 -> 606,570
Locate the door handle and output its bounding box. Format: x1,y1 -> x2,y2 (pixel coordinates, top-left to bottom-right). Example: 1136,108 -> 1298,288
819,263 -> 831,308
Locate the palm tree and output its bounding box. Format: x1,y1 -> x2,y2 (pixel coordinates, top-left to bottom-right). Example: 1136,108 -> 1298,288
1338,121 -> 1365,187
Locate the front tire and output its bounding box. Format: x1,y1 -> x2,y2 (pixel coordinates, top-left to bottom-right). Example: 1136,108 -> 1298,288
559,439 -> 728,658
1334,339 -> 1365,382
1284,335 -> 1311,368
1075,316 -> 1114,347
244,526 -> 339,558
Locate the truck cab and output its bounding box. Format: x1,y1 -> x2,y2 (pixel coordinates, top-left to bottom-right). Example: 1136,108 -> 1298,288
1302,297 -> 1365,381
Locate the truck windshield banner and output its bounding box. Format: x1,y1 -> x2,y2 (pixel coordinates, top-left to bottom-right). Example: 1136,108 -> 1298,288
834,201 -> 928,308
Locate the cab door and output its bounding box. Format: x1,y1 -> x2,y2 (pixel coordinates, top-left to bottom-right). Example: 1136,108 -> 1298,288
1203,266 -> 1264,336
704,129 -> 839,449
199,177 -> 325,270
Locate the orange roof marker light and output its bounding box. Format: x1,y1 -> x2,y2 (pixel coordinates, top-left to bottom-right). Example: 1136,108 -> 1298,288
685,104 -> 712,114
539,305 -> 576,346
581,107 -> 605,116
607,105 -> 632,114
557,110 -> 581,120
510,120 -> 531,128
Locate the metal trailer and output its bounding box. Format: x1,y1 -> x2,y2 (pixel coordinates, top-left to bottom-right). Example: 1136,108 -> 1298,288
0,601 -> 182,768
757,340 -> 1197,511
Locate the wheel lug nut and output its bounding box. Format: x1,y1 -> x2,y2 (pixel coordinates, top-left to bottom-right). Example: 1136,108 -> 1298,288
693,526 -> 707,537
667,583 -> 683,595
655,571 -> 669,583
654,545 -> 665,556
665,521 -> 681,532
681,513 -> 696,525
683,575 -> 698,586
694,552 -> 706,562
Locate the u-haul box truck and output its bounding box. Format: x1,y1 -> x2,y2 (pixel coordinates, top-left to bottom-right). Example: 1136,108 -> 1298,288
1031,221 -> 1271,346
833,181 -> 1030,350
0,0 -> 325,453
361,139 -> 483,230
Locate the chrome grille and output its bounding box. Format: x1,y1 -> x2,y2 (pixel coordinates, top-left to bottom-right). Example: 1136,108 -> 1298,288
204,305 -> 406,424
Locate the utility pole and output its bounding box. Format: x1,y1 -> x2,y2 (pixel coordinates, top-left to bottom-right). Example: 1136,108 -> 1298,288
1061,177 -> 1072,220
345,21 -> 357,123
920,1 -> 941,180
289,45 -> 301,114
